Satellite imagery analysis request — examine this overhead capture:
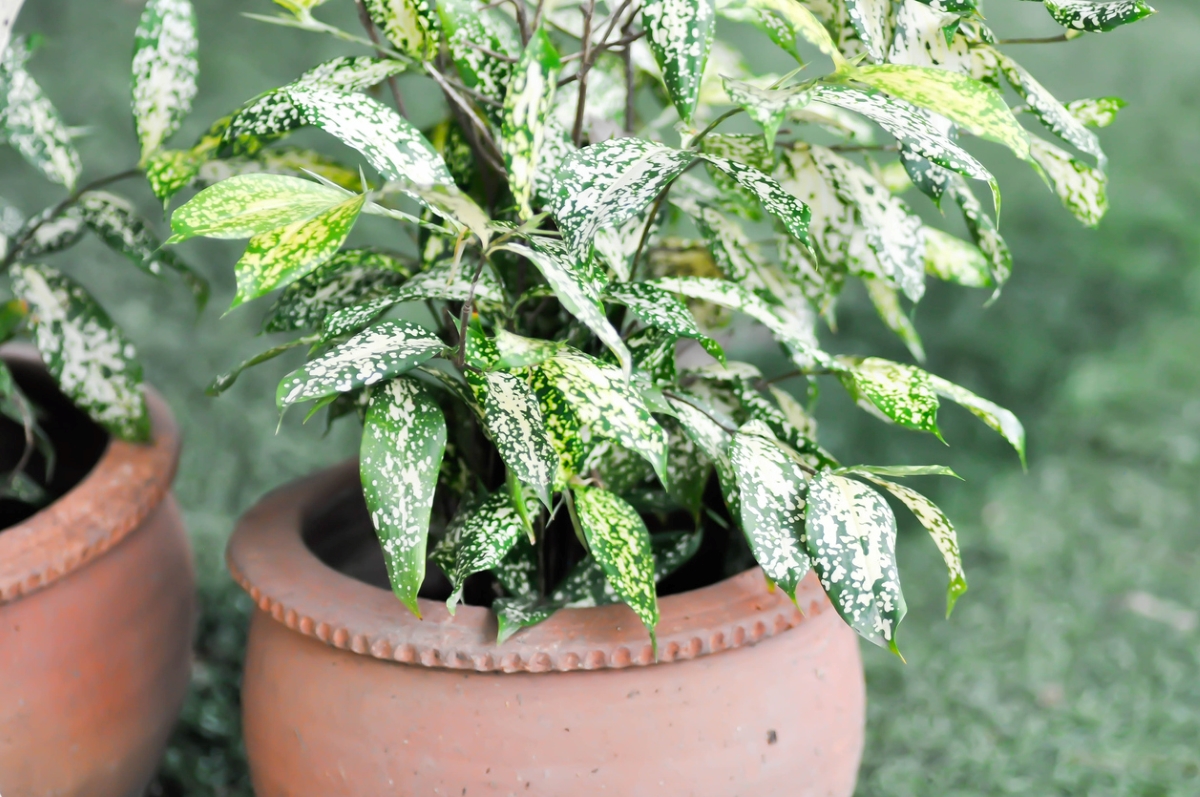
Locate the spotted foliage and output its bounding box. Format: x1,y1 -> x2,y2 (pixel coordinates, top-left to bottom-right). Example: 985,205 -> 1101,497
839,357 -> 940,435
845,0 -> 893,62
1066,96 -> 1126,129
362,0 -> 440,58
476,370 -> 558,508
262,248 -> 411,333
604,281 -> 724,363
0,41 -> 81,188
642,0 -> 716,122
168,173 -> 347,242
443,489 -> 526,613
922,226 -> 990,288
1042,0 -> 1155,33
929,373 -> 1025,466
132,0 -> 198,158
501,29 -> 560,220
1028,134 -> 1108,228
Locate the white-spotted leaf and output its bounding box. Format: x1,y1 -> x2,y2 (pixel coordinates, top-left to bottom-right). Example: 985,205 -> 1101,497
0,41 -> 81,188
478,370 -> 558,507
1043,0 -> 1155,33
839,357 -> 940,435
444,489 -> 525,613
501,28 -> 561,219
1028,134 -> 1108,228
168,173 -> 348,242
132,0 -> 198,158
642,0 -> 717,122
929,373 -> 1025,466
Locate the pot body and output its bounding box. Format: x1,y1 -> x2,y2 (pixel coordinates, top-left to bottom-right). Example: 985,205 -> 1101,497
232,463 -> 864,797
0,347 -> 194,797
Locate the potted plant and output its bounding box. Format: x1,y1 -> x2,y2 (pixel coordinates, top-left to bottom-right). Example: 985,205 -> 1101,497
0,1 -> 208,793
164,0 -> 1147,792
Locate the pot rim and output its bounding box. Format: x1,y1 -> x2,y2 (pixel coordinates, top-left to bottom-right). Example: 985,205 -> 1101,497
0,345 -> 180,604
227,459 -> 837,674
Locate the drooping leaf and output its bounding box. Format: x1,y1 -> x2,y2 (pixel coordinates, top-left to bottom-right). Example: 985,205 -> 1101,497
361,0 -> 440,58
839,356 -> 940,435
10,204 -> 85,259
77,191 -> 209,309
168,173 -> 348,242
206,337 -> 309,396
493,534 -> 538,598
131,0 -> 198,158
851,63 -> 1031,161
928,373 -> 1025,466
500,28 -> 560,219
10,263 -> 149,441
642,0 -> 717,122
1028,134 -> 1108,228
1042,0 -> 1155,33
844,0 -> 893,62
573,485 -> 660,647
804,471 -> 906,651
604,281 -> 724,363
1066,96 -> 1127,129
946,175 -> 1011,289
262,248 -> 411,333
912,0 -> 976,11
700,155 -> 812,245
444,489 -> 526,613
660,416 -> 710,516
476,370 -> 558,507
729,423 -> 813,601
232,193 -> 365,308
360,376 -> 446,615
0,41 -> 81,188
922,226 -> 990,288
288,86 -> 453,187
721,77 -> 810,150
865,278 -> 925,363
995,49 -> 1105,168
719,0 -> 845,65
276,319 -> 445,409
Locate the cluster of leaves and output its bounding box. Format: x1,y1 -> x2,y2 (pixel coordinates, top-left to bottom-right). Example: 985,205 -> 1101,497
0,0 -> 208,501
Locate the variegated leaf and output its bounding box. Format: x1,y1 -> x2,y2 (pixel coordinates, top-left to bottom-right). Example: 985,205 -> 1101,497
437,0 -> 515,106
865,278 -> 925,363
839,356 -> 940,435
262,248 -> 411,333
132,0 -> 198,158
77,191 -> 208,309
144,147 -> 204,203
277,319 -> 445,408
722,78 -> 810,151
573,486 -> 660,647
528,367 -> 589,487
995,49 -> 1104,168
168,173 -> 348,242
928,373 -> 1025,466
604,281 -> 724,363
501,239 -> 630,374
661,416 -> 710,515
1066,96 -> 1126,129
922,226 -> 990,288
11,263 -> 149,441
493,534 -> 537,598
361,376 -> 446,615
232,194 -> 365,308
947,175 -> 1011,288
288,86 -> 453,187
852,64 -> 1030,161
362,0 -> 440,58
444,489 -> 525,613
494,328 -> 559,369
888,0 -> 971,71
804,471 -> 905,650
10,204 -> 85,259
0,41 -> 81,188
700,155 -> 812,245
537,350 -> 668,482
501,28 -> 560,220
773,145 -> 855,275
642,0 -> 717,122
729,423 -> 812,601
913,0 -> 976,11
0,0 -> 24,57
478,370 -> 558,507
548,137 -> 695,261
845,0 -> 892,62
1028,134 -> 1108,227
668,392 -> 740,520
844,470 -> 967,614
718,0 -> 840,64
1043,0 -> 1155,33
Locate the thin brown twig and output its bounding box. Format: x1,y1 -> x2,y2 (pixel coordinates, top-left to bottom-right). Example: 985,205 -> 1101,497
462,40 -> 520,64
531,0 -> 547,32
354,0 -> 408,117
572,0 -> 598,147
424,63 -> 508,175
628,186 -> 668,282
998,34 -> 1070,45
455,258 -> 490,368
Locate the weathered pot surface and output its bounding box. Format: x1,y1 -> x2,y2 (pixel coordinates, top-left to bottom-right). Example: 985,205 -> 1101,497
0,345 -> 195,797
230,460 -> 865,796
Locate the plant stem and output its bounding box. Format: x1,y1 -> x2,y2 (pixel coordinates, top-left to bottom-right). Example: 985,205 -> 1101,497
689,107 -> 742,149
998,34 -> 1070,45
622,27 -> 636,133
627,186 -> 668,282
572,0 -> 598,147
455,257 -> 489,368
353,0 -> 409,117
424,63 -> 508,176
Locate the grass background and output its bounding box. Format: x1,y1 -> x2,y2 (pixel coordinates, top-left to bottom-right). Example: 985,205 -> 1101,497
3,1 -> 1199,794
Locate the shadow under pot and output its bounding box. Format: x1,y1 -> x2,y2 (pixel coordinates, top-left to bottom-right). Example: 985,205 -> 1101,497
228,459 -> 865,796
0,345 -> 195,797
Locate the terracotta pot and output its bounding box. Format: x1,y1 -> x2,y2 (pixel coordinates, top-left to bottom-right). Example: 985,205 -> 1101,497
229,460 -> 865,796
0,346 -> 195,797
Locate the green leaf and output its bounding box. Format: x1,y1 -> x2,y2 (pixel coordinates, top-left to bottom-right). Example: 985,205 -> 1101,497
699,155 -> 812,245
666,392 -> 740,519
642,0 -> 717,122
604,282 -> 724,363
144,147 -> 204,203
661,417 -> 711,516
729,424 -> 813,601
0,1 -> 24,57
947,175 -> 1011,289
851,64 -> 1031,161
8,205 -> 85,260
1028,134 -> 1108,228
360,376 -> 446,615
865,278 -> 925,364
262,248 -> 411,333
232,193 -> 365,308
287,86 -> 453,187
888,1 -> 971,70
276,319 -> 445,409
773,145 -> 856,275
537,350 -> 669,483
11,263 -> 149,441
722,78 -> 811,151
361,0 -> 440,58
131,0 -> 198,158
1066,96 -> 1127,129
0,41 -> 81,188
77,191 -> 209,309
206,337 -> 309,396
444,489 -> 525,613
548,137 -> 695,261
168,173 -> 348,242
928,373 -> 1026,466
720,0 -> 844,65
804,471 -> 906,651
913,0 -> 976,12
1043,0 -> 1155,33
493,534 -> 538,598
922,226 -> 991,288
477,370 -> 558,508
500,28 -> 561,219
573,486 -> 660,648
437,0 -> 516,107
835,464 -> 960,479
494,328 -> 559,369
501,239 -> 630,374
844,0 -> 893,62
839,356 -> 940,435
995,49 -> 1105,168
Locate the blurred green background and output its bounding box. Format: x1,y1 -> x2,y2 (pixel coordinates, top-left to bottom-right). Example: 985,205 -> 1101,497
3,1 -> 1198,794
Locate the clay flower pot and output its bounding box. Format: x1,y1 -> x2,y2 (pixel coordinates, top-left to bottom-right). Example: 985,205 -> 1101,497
0,346 -> 195,797
229,460 -> 865,796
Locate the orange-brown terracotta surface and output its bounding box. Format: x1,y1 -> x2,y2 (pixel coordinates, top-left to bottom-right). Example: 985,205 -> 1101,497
0,347 -> 195,797
230,461 -> 865,796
